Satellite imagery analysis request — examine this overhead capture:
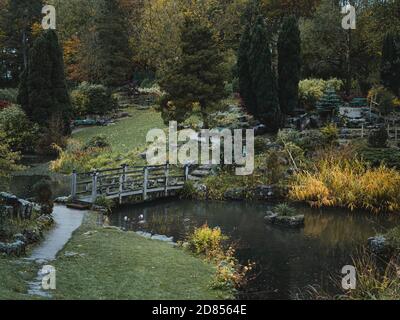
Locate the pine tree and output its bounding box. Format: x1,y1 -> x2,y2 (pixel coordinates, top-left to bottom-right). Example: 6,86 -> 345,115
91,0 -> 132,87
239,13 -> 281,131
381,32 -> 400,96
278,15 -> 301,116
0,0 -> 43,87
18,30 -> 72,134
159,14 -> 227,128
316,86 -> 341,121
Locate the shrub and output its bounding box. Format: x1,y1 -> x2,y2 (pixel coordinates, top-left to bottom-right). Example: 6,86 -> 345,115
274,203 -> 297,217
94,196 -> 115,213
71,82 -> 117,116
0,88 -> 18,103
186,225 -> 254,291
36,114 -> 68,156
360,147 -> 400,169
368,86 -> 395,115
33,179 -> 54,215
320,123 -> 339,145
0,105 -> 39,152
299,78 -> 343,110
187,224 -> 228,258
368,127 -> 389,148
84,135 -> 111,150
180,181 -> 197,199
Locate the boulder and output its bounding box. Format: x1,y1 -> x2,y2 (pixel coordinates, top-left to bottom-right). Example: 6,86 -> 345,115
224,188 -> 246,201
368,236 -> 392,255
264,211 -> 305,228
253,185 -> 279,201
0,192 -> 33,219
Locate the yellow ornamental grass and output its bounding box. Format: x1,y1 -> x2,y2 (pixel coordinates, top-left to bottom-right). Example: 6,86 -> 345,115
289,158 -> 400,213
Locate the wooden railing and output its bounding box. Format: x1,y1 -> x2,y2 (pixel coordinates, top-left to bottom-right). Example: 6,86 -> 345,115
71,164 -> 190,204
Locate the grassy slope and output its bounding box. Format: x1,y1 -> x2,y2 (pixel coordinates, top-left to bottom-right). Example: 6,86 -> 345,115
52,213 -> 231,300
72,108 -> 165,154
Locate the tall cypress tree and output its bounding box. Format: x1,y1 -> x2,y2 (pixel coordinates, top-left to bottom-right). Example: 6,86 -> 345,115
278,15 -> 301,116
18,30 -> 72,134
92,0 -> 132,87
381,32 -> 400,96
239,13 -> 281,131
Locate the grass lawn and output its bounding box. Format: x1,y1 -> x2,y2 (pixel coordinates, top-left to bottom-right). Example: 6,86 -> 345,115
52,213 -> 232,300
0,258 -> 35,300
72,108 -> 165,154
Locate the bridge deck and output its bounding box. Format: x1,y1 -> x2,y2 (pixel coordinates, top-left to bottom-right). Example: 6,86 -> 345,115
71,164 -> 189,205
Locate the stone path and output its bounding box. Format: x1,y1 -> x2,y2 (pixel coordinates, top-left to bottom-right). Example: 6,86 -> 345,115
26,205 -> 85,298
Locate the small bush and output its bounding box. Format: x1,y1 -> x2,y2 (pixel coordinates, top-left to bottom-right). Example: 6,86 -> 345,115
186,225 -> 254,291
0,88 -> 18,103
33,179 -> 54,215
299,78 -> 343,110
368,127 -> 389,148
180,181 -> 197,199
274,203 -> 297,217
84,135 -> 111,150
94,196 -> 115,213
187,224 -> 228,258
368,86 -> 395,115
0,105 -> 39,152
320,123 -> 339,145
71,82 -> 117,116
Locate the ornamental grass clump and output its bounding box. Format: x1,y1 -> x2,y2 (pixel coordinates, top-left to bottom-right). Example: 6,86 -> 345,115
289,154 -> 400,213
186,225 -> 254,291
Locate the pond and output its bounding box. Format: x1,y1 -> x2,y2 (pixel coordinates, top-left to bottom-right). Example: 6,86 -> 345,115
110,199 -> 400,300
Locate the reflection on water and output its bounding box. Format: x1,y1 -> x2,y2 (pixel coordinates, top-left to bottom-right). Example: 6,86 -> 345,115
111,200 -> 400,300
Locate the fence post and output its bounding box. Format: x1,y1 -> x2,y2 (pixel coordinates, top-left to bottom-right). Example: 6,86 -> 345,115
91,170 -> 98,203
396,128 -> 398,143
71,170 -> 77,199
361,124 -> 364,138
164,162 -> 170,196
143,167 -> 149,201
119,174 -> 123,205
121,164 -> 128,191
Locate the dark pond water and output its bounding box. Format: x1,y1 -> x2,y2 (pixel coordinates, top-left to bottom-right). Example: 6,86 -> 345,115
111,199 -> 400,300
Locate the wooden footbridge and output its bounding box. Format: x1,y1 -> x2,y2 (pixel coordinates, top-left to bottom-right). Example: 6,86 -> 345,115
71,164 -> 190,205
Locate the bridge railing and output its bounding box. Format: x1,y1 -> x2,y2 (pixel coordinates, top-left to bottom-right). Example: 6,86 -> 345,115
71,164 -> 190,203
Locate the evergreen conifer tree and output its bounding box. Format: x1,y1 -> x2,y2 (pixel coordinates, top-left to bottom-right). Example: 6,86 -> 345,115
381,32 -> 400,96
278,15 -> 301,116
159,14 -> 227,128
316,86 -> 341,121
238,13 -> 281,131
18,30 -> 72,134
92,0 -> 132,87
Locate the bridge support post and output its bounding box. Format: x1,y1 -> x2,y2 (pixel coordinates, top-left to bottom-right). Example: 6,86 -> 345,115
71,170 -> 77,199
143,167 -> 149,201
91,170 -> 98,203
164,162 -> 170,197
184,164 -> 190,181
